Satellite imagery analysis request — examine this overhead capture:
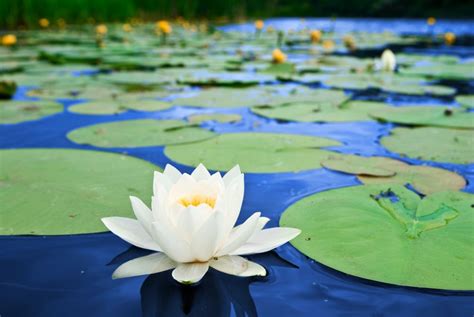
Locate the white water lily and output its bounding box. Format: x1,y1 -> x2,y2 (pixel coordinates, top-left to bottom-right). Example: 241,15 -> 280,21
102,164 -> 301,284
380,49 -> 396,72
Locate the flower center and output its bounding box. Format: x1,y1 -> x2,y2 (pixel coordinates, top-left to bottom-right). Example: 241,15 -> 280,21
179,195 -> 216,208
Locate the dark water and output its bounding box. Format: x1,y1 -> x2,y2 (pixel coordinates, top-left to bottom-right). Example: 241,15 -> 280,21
1,19 -> 474,317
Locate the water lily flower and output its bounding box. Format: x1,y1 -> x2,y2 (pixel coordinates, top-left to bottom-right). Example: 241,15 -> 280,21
272,49 -> 287,64
1,34 -> 17,46
255,20 -> 264,31
427,17 -> 436,26
310,30 -> 322,43
381,49 -> 396,72
96,24 -> 108,35
444,32 -> 456,45
322,39 -> 335,52
102,164 -> 300,284
38,18 -> 49,28
157,20 -> 172,34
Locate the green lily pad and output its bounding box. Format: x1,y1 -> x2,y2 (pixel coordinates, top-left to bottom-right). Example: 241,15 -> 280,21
67,119 -> 216,148
252,100 -> 386,122
280,184 -> 474,290
187,113 -> 242,124
0,149 -> 158,235
381,127 -> 474,164
399,62 -> 474,80
0,100 -> 63,124
69,100 -> 172,115
322,154 -> 466,195
165,132 -> 341,173
456,95 -> 474,109
370,106 -> 474,129
260,62 -> 296,75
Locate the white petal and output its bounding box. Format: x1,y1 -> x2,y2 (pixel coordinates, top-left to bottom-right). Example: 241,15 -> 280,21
102,217 -> 162,251
222,174 -> 245,234
210,255 -> 266,277
153,171 -> 173,194
152,220 -> 193,263
216,212 -> 260,256
172,262 -> 209,284
163,164 -> 182,183
112,252 -> 176,279
230,227 -> 301,256
239,259 -> 267,277
191,211 -> 224,261
223,164 -> 242,186
249,217 -> 270,240
191,163 -> 211,181
129,196 -> 153,234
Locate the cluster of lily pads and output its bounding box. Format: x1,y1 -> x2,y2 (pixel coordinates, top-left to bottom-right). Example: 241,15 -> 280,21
0,21 -> 473,290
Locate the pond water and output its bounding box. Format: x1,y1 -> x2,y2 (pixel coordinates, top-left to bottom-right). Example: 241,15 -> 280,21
1,18 -> 473,316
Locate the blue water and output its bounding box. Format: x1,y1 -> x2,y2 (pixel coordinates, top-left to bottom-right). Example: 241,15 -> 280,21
1,19 -> 474,317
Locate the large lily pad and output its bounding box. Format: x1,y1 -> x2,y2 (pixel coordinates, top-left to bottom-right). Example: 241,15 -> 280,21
370,106 -> 474,129
0,100 -> 63,124
280,184 -> 474,290
399,62 -> 474,80
165,132 -> 341,173
381,127 -> 474,164
0,149 -> 158,235
187,113 -> 242,124
456,95 -> 474,109
68,119 -> 216,148
69,100 -> 172,115
322,154 -> 466,195
252,100 -> 386,122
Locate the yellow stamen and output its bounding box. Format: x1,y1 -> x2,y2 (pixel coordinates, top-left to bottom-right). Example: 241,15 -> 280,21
179,195 -> 216,208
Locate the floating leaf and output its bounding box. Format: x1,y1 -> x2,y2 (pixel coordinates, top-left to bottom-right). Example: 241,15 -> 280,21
69,100 -> 172,115
187,113 -> 242,124
456,95 -> 474,109
381,127 -> 474,164
0,100 -> 63,124
67,119 -> 216,148
0,149 -> 158,235
280,184 -> 474,290
165,132 -> 341,173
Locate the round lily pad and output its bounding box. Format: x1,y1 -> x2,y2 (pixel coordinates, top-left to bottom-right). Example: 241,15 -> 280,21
187,113 -> 242,124
67,119 -> 216,148
370,106 -> 474,129
456,95 -> 474,109
0,100 -> 63,124
322,154 -> 466,195
0,148 -> 158,235
399,62 -> 473,80
69,100 -> 172,115
381,127 -> 474,164
165,132 -> 341,173
252,100 -> 387,122
280,184 -> 474,290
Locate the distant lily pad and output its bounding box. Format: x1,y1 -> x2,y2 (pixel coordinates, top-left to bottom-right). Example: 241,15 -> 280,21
187,113 -> 242,124
0,149 -> 158,235
456,95 -> 474,109
67,119 -> 216,148
0,100 -> 63,124
69,100 -> 172,115
370,106 -> 474,129
280,184 -> 474,290
399,62 -> 474,80
165,132 -> 341,173
322,154 -> 466,194
381,127 -> 474,164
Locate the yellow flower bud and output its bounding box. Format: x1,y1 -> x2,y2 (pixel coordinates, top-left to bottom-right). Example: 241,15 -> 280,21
157,20 -> 172,34
322,40 -> 335,52
427,17 -> 436,26
255,20 -> 264,30
310,30 -> 322,43
39,18 -> 49,28
272,49 -> 287,64
444,32 -> 456,45
1,34 -> 17,46
343,35 -> 356,50
96,24 -> 108,35
123,23 -> 132,32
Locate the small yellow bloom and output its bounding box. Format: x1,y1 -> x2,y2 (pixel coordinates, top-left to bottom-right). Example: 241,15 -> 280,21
255,20 -> 264,30
272,49 -> 287,64
310,30 -> 322,43
1,34 -> 17,46
444,32 -> 456,45
157,20 -> 172,34
322,39 -> 335,52
123,23 -> 132,32
343,35 -> 356,50
427,17 -> 436,26
39,18 -> 49,28
266,25 -> 275,33
96,24 -> 108,35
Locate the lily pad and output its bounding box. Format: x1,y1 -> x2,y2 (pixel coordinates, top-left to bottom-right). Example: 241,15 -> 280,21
165,132 -> 341,173
322,154 -> 466,195
187,113 -> 242,124
0,149 -> 158,235
399,62 -> 474,80
381,127 -> 474,164
280,184 -> 474,290
67,119 -> 216,148
252,100 -> 386,122
370,106 -> 474,129
69,100 -> 172,115
0,100 -> 63,124
456,95 -> 474,109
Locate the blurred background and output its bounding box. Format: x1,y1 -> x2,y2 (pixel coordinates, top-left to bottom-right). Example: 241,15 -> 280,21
1,0 -> 473,29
